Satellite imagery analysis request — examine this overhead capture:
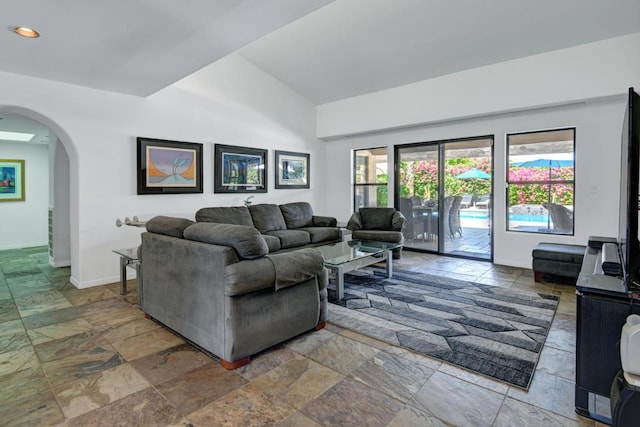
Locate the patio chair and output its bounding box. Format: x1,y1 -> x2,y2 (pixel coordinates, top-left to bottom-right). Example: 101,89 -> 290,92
399,197 -> 425,241
460,194 -> 473,209
449,195 -> 463,239
542,202 -> 574,233
475,194 -> 490,209
440,196 -> 454,240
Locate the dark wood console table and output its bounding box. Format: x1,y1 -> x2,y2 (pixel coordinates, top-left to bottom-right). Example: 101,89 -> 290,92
575,245 -> 640,424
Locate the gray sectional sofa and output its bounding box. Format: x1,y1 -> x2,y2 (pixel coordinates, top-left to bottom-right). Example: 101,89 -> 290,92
139,202 -> 339,369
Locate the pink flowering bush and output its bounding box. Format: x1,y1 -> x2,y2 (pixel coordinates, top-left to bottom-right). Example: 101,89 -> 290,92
398,158 -> 574,205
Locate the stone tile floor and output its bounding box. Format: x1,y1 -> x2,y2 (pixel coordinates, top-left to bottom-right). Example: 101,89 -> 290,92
0,246 -> 605,426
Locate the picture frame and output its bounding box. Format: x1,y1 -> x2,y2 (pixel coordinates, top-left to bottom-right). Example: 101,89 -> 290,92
214,144 -> 268,193
275,150 -> 310,189
137,137 -> 203,195
0,159 -> 25,202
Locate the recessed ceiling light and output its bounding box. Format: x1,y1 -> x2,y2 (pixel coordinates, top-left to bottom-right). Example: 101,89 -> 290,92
12,27 -> 40,38
0,131 -> 35,142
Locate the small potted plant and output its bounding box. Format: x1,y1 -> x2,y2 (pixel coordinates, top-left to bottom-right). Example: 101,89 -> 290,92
243,196 -> 254,207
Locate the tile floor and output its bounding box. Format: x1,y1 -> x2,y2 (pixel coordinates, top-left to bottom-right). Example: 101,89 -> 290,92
0,246 -> 605,426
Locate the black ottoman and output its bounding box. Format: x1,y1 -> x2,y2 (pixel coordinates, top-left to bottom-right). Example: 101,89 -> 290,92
532,243 -> 586,284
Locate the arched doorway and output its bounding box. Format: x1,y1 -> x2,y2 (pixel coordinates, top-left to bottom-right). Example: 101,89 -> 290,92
0,107 -> 76,275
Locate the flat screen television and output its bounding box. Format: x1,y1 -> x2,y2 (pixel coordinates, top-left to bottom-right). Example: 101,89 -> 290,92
619,87 -> 640,290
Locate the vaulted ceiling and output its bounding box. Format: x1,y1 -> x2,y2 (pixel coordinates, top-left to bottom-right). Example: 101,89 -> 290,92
2,0 -> 640,138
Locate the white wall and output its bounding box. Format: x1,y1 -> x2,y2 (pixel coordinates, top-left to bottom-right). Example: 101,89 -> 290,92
0,141 -> 49,249
51,138 -> 71,266
324,97 -> 626,268
318,33 -> 640,138
0,53 -> 325,287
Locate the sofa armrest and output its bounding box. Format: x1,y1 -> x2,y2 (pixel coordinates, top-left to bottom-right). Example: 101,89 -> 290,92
312,215 -> 337,227
225,248 -> 324,296
392,211 -> 407,231
346,212 -> 362,230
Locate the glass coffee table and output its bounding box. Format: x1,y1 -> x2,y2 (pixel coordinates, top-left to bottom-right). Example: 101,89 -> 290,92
317,240 -> 402,301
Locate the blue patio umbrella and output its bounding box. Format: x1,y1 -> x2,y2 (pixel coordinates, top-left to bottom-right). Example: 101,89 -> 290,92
455,168 -> 491,179
512,159 -> 574,168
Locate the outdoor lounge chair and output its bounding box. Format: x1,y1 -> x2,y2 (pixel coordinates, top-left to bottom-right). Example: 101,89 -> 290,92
460,194 -> 473,209
475,195 -> 490,209
543,202 -> 574,233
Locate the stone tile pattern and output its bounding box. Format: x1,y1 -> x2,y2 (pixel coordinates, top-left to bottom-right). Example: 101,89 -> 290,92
329,265 -> 559,388
0,247 -> 594,426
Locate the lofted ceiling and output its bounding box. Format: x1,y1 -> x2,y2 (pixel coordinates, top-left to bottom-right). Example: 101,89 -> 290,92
238,0 -> 640,104
1,0 -> 640,139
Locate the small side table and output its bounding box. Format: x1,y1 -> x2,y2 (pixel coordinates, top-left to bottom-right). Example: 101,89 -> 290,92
336,221 -> 352,241
112,248 -> 140,298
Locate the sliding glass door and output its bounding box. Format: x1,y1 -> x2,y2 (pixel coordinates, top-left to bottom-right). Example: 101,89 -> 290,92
395,136 -> 493,260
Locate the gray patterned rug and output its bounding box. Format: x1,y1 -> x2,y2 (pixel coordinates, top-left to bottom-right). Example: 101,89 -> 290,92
327,266 -> 559,389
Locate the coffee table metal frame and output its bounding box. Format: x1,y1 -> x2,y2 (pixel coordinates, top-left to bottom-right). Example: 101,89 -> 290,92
112,248 -> 141,304
317,240 -> 401,300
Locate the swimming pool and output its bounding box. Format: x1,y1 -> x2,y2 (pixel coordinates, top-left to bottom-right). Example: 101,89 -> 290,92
460,210 -> 549,222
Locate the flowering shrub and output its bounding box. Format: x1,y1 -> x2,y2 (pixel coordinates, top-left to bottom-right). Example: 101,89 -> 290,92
397,158 -> 574,205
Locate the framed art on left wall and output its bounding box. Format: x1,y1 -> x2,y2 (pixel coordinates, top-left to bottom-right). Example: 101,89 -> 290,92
137,137 -> 203,195
0,159 -> 25,202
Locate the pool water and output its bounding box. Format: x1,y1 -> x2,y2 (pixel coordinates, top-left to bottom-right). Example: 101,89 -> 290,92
460,210 -> 549,222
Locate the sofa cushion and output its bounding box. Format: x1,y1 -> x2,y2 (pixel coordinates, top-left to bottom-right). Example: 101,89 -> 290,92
195,206 -> 254,226
261,234 -> 282,252
249,204 -> 287,233
297,227 -> 340,244
359,208 -> 396,230
279,202 -> 314,229
265,230 -> 311,249
146,216 -> 195,238
183,223 -> 268,260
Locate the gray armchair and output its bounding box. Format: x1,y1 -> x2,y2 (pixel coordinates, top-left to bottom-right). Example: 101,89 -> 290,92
346,207 -> 406,259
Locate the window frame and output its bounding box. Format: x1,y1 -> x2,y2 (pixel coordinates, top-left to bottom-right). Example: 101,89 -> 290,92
353,147 -> 388,210
505,127 -> 576,235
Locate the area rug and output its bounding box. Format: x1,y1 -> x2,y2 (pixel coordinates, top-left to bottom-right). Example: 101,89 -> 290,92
327,266 -> 559,389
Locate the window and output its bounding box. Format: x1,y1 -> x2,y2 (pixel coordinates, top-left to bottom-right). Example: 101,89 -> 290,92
353,147 -> 388,209
506,128 -> 575,234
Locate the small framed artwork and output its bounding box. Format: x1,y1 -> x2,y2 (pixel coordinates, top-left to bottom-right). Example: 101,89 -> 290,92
214,144 -> 267,193
137,137 -> 203,195
275,151 -> 310,189
0,159 -> 25,202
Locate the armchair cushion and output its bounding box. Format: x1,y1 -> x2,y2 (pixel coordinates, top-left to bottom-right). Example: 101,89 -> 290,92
195,206 -> 254,226
249,204 -> 287,233
346,212 -> 363,231
391,211 -> 407,231
146,216 -> 195,238
184,223 -> 268,260
279,202 -> 314,229
359,208 -> 397,230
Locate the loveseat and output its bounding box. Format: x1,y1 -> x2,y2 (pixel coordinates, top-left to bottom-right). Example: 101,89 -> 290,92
139,215 -> 329,369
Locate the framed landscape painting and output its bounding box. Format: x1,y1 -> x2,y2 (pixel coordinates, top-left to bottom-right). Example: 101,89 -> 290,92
0,159 -> 25,202
137,137 -> 203,195
275,151 -> 310,189
214,144 -> 267,193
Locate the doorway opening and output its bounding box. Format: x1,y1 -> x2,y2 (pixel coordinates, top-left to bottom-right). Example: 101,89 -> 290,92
395,135 -> 493,261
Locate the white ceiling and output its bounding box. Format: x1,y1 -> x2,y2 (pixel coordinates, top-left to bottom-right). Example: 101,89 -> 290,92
1,0 -> 640,138
0,0 -> 332,97
238,0 -> 640,104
